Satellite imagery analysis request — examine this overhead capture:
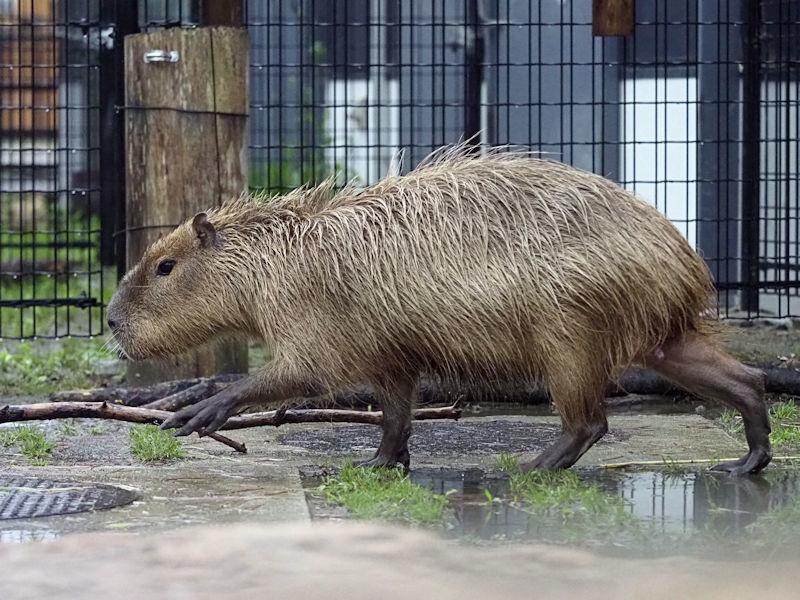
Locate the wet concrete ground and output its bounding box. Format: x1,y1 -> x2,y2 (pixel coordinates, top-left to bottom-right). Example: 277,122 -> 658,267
0,404 -> 747,539
2,397 -> 799,599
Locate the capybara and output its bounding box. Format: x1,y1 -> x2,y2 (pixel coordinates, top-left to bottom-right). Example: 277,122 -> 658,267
106,147 -> 771,474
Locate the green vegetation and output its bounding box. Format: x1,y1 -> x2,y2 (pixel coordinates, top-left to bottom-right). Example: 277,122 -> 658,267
249,156 -> 332,196
719,408 -> 744,436
656,457 -> 691,476
59,421 -> 78,435
0,337 -> 119,395
0,425 -> 55,465
767,400 -> 800,450
722,400 -> 800,451
720,400 -> 800,452
1,205 -> 113,339
129,425 -> 187,461
316,464 -> 451,527
494,451 -> 519,472
498,455 -> 641,545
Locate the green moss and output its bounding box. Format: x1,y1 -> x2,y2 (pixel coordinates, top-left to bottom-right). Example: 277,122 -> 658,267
129,425 -> 187,461
316,463 -> 451,527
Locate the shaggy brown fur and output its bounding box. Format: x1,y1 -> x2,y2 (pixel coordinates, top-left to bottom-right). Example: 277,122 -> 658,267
107,147 -> 771,473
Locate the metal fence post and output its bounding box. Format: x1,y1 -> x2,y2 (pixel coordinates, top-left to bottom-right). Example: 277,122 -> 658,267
99,0 -> 138,278
741,0 -> 762,314
464,0 -> 484,145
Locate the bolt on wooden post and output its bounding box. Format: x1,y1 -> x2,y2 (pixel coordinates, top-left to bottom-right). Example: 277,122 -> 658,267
123,25 -> 249,385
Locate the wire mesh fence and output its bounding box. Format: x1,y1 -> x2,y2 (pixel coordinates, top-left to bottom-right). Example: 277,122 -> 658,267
246,0 -> 800,321
0,0 -> 799,339
0,0 -> 107,340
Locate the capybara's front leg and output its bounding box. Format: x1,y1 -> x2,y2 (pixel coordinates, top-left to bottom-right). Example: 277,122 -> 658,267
356,381 -> 415,469
644,331 -> 771,475
522,416 -> 608,471
161,362 -> 319,437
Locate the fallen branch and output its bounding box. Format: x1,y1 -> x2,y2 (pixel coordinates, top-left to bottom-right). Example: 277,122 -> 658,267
0,402 -> 462,452
141,380 -> 219,411
49,374 -> 244,407
218,402 -> 462,430
0,402 -> 246,454
49,364 -> 800,415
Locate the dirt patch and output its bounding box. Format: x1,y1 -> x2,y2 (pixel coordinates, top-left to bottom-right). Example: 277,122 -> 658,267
722,325 -> 800,366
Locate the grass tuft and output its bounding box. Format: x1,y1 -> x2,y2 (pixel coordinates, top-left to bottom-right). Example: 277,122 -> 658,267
317,463 -> 450,527
0,425 -> 55,465
768,400 -> 800,450
129,425 -> 187,461
495,451 -> 519,472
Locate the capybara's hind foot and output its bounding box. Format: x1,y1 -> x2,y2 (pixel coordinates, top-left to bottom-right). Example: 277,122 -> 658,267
710,448 -> 772,476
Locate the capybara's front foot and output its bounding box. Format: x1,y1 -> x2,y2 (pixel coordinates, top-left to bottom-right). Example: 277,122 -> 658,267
161,393 -> 241,437
710,448 -> 772,476
355,442 -> 410,470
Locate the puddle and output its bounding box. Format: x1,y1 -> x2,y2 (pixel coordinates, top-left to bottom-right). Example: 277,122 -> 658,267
304,466 -> 800,555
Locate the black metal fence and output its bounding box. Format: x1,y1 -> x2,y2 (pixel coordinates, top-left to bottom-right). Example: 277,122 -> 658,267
0,1 -> 107,340
1,0 -> 799,339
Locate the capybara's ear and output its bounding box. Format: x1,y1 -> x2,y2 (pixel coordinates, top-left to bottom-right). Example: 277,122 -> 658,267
192,213 -> 216,248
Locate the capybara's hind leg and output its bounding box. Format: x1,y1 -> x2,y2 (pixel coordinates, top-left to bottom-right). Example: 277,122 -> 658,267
644,331 -> 771,475
356,381 -> 414,469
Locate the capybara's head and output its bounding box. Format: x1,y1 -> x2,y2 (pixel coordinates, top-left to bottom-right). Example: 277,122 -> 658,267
107,213 -> 235,360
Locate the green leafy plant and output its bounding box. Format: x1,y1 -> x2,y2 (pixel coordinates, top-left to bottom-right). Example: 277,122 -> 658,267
495,451 -> 519,472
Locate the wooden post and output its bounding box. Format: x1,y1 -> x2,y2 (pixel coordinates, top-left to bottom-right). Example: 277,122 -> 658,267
124,26 -> 249,385
201,0 -> 243,27
593,0 -> 634,37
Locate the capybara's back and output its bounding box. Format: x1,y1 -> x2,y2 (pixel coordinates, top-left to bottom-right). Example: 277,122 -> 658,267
110,147 -> 771,474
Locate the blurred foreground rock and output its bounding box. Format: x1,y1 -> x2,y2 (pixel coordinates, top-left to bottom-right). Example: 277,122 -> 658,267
0,521 -> 795,600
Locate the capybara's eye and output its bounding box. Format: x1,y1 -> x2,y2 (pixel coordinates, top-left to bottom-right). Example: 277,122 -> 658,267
156,260 -> 176,276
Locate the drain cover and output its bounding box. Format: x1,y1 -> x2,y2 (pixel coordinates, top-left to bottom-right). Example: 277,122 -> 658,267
0,477 -> 139,520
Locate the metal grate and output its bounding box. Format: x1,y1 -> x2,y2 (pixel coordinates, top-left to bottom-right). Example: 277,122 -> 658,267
0,476 -> 138,520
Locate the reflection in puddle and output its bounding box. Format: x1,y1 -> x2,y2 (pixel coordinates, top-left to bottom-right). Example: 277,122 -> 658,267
409,467 -> 800,551
0,529 -> 59,543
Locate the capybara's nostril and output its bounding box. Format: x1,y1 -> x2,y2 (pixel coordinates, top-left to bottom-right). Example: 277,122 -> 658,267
107,318 -> 117,330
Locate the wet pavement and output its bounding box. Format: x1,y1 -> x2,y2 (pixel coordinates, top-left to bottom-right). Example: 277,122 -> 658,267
2,399 -> 800,599
0,405 -> 748,538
